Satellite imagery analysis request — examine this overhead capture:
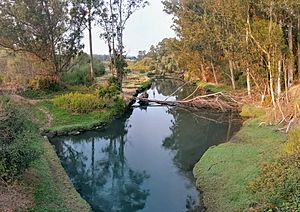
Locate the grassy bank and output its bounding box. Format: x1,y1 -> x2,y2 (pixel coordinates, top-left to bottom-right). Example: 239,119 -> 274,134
40,100 -> 124,135
28,137 -> 91,212
0,97 -> 91,211
193,118 -> 287,211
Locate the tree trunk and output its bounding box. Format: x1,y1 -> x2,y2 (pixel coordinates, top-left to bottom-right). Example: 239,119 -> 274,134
277,57 -> 282,97
246,5 -> 251,96
211,61 -> 218,85
288,19 -> 294,88
229,59 -> 236,90
88,7 -> 94,80
200,63 -> 207,82
246,68 -> 251,96
267,55 -> 276,107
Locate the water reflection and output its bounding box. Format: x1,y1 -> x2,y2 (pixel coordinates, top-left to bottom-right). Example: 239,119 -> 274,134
53,112 -> 150,212
51,79 -> 241,212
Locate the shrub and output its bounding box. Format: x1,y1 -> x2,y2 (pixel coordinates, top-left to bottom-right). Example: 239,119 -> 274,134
53,92 -> 106,114
98,85 -> 120,99
110,97 -> 126,115
108,76 -> 119,87
62,58 -> 105,86
0,98 -> 40,181
29,76 -> 60,91
0,75 -> 3,85
62,65 -> 91,86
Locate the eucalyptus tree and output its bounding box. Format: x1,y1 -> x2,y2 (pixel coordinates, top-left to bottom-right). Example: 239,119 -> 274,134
97,0 -> 149,89
0,0 -> 86,75
71,0 -> 100,80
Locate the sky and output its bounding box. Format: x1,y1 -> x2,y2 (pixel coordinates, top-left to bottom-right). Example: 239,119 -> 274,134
82,0 -> 176,56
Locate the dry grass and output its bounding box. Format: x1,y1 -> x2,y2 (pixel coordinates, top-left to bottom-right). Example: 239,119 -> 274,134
0,181 -> 33,212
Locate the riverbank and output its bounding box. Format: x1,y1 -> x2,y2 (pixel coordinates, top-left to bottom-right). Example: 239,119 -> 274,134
1,73 -> 151,211
0,97 -> 91,211
193,106 -> 287,211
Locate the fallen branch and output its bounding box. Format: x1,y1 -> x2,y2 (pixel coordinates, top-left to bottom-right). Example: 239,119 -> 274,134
135,92 -> 239,112
164,81 -> 189,101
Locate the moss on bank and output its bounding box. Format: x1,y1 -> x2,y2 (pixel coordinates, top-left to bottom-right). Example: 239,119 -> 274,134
193,119 -> 286,211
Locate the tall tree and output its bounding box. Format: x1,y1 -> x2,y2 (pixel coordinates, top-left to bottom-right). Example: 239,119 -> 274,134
97,0 -> 149,89
71,0 -> 100,80
0,0 -> 85,75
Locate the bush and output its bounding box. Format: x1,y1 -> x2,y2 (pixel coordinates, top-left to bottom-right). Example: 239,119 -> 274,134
98,85 -> 120,99
108,76 -> 119,86
62,57 -> 105,86
62,65 -> 91,86
29,76 -> 60,91
53,92 -> 106,114
0,98 -> 40,181
110,97 -> 126,114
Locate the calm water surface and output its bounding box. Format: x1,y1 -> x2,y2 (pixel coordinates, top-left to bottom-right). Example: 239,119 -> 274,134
51,79 -> 241,212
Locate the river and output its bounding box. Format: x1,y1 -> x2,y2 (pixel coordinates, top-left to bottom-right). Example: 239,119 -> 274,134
50,79 -> 241,212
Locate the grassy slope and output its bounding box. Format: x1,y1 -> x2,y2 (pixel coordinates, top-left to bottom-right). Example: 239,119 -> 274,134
28,138 -> 91,212
12,99 -> 92,212
40,101 -> 116,133
193,119 -> 286,211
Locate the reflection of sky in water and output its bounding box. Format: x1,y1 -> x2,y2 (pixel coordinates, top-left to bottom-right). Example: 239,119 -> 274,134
51,79 -> 241,212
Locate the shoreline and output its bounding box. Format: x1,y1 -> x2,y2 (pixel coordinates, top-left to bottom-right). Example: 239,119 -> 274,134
193,117 -> 286,211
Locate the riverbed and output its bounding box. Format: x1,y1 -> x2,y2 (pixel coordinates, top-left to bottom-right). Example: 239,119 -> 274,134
50,79 -> 241,212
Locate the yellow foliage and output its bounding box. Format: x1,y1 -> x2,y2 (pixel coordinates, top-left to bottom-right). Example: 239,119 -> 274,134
53,92 -> 106,114
285,129 -> 300,154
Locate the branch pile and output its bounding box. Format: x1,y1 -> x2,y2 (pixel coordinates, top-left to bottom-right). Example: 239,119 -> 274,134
136,92 -> 239,112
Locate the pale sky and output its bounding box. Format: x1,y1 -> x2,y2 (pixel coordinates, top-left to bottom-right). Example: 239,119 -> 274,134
82,0 -> 176,56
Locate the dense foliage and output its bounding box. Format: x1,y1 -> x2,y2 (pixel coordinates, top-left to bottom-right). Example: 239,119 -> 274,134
163,0 -> 300,104
0,0 -> 86,74
62,53 -> 105,86
0,98 -> 40,181
53,92 -> 106,114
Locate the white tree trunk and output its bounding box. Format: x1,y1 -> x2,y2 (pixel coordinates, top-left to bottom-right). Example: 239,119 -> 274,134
229,59 -> 236,90
288,20 -> 294,88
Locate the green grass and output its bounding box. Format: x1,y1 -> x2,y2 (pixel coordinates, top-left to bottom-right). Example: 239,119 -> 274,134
28,139 -> 91,212
1,99 -> 91,212
240,104 -> 266,118
40,101 -> 117,133
193,119 -> 286,211
196,81 -> 229,93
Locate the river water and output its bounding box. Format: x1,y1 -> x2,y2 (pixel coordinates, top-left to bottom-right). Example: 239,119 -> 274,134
51,79 -> 241,212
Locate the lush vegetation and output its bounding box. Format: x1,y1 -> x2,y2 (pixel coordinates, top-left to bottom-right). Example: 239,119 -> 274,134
53,92 -> 106,114
62,53 -> 106,86
0,96 -> 91,211
0,97 -> 40,182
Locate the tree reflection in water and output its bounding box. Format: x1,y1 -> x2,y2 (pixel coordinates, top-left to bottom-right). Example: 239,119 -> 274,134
52,79 -> 241,212
162,107 -> 241,172
52,111 -> 150,212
